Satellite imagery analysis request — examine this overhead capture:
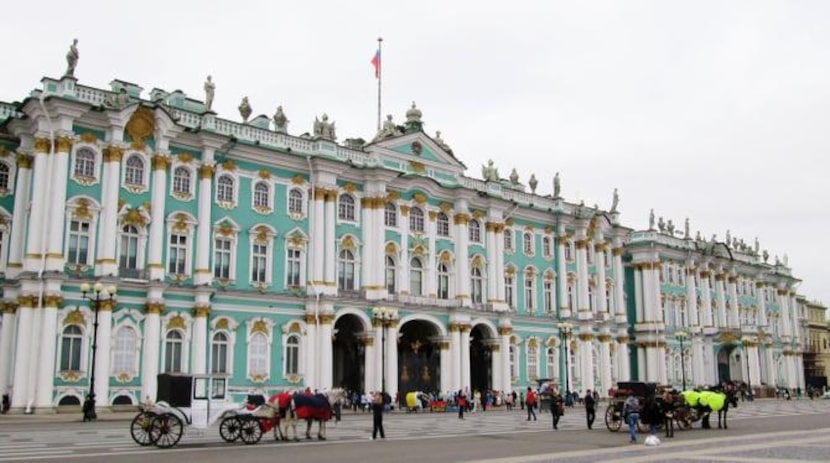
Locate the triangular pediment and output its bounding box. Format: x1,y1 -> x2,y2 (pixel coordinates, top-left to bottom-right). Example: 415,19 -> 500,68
365,132 -> 466,185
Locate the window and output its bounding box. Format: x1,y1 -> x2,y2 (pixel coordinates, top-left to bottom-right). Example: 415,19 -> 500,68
288,188 -> 304,215
285,335 -> 300,376
249,332 -> 268,378
253,182 -> 270,209
338,194 -> 355,221
509,343 -> 517,379
286,248 -> 302,287
527,344 -> 538,380
565,241 -> 573,260
542,237 -> 552,257
251,243 -> 268,283
523,232 -> 533,254
469,220 -> 481,243
168,233 -> 187,274
588,285 -> 595,311
119,225 -> 140,270
0,163 -> 9,190
437,262 -> 450,300
546,348 -> 557,379
124,155 -> 144,186
211,332 -> 229,374
384,202 -> 397,227
410,207 -> 425,233
67,220 -> 91,265
605,286 -> 613,313
604,250 -> 611,268
112,326 -> 137,376
471,266 -> 484,304
567,282 -> 575,310
505,273 -> 515,309
504,229 -> 513,250
214,237 -> 232,279
410,258 -> 423,296
74,148 -> 96,179
338,249 -> 356,290
544,280 -> 553,313
60,325 -> 83,371
385,256 -> 396,294
217,175 -> 234,202
436,212 -> 450,237
173,167 -> 192,196
164,331 -> 184,373
525,274 -> 536,311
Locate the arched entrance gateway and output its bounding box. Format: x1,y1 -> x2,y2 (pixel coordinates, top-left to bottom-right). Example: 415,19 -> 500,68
470,324 -> 495,394
332,314 -> 366,393
397,320 -> 441,395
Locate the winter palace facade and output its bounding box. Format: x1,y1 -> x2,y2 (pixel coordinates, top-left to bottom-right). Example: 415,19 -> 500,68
0,73 -> 809,412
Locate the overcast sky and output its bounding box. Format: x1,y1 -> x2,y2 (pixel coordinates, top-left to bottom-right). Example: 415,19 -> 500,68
3,1 -> 829,309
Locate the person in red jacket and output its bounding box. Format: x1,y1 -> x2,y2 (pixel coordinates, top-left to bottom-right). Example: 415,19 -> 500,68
525,387 -> 537,421
457,390 -> 467,420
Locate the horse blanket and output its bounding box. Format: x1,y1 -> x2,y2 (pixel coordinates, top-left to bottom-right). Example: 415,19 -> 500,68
293,393 -> 332,421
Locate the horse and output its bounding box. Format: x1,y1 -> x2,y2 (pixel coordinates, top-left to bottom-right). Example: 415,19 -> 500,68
698,385 -> 739,430
405,391 -> 430,412
267,391 -> 299,442
293,388 -> 347,440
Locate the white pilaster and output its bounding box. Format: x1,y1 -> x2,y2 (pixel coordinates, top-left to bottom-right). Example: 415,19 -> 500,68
485,223 -> 497,303
715,274 -> 727,328
500,330 -> 511,393
147,155 -> 169,281
727,275 -> 739,329
363,338 -> 376,393
311,191 -> 325,285
557,237 -> 569,318
455,212 -> 471,306
141,302 -> 162,401
700,271 -> 713,326
23,144 -> 49,272
95,146 -> 122,276
191,303 -> 209,374
439,342 -> 451,395
595,244 -> 607,315
93,305 -> 113,407
399,207 -> 410,295
323,194 -> 336,292
305,314 -> 318,390
360,197 -> 374,296
617,337 -> 630,382
319,311 -> 334,390
757,284 -> 768,326
460,325 -> 471,391
575,239 -> 590,320
7,155 -> 32,276
44,137 -> 71,272
494,225 -> 506,303
579,335 -> 594,391
374,322 -> 383,392
35,301 -> 59,408
599,335 -> 611,397
691,336 -> 705,388
193,163 -> 215,285
0,304 -> 16,396
425,212 -> 437,297
386,323 -> 399,400
613,248 -> 626,322
450,325 -> 461,393
10,302 -> 33,408
490,343 -> 502,392
634,267 -> 644,322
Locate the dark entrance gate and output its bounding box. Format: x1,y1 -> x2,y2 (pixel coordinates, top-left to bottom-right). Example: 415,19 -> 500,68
332,314 -> 365,393
470,325 -> 492,394
397,320 -> 440,395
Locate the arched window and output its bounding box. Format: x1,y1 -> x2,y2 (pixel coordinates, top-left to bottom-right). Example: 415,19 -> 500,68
288,188 -> 304,214
164,331 -> 184,373
523,232 -> 533,254
172,166 -> 192,195
410,258 -> 423,296
119,225 -> 140,270
112,326 -> 137,376
124,155 -> 145,186
437,262 -> 450,300
543,278 -> 554,313
509,342 -> 517,379
505,271 -> 515,309
384,202 -> 397,227
60,325 -> 83,371
0,163 -> 9,190
211,332 -> 229,374
285,335 -> 300,376
67,220 -> 91,265
468,220 -> 481,243
525,273 -> 536,311
214,236 -> 232,279
588,285 -> 595,311
74,148 -> 96,178
565,241 -> 574,260
527,344 -> 538,380
338,249 -> 355,290
217,175 -> 234,202
338,194 -> 355,221
409,207 -> 425,232
471,266 -> 484,304
249,332 -> 268,378
436,212 -> 450,237
567,282 -> 576,310
286,248 -> 302,287
542,236 -> 552,257
253,182 -> 270,209
504,229 -> 513,250
546,347 -> 557,379
385,255 -> 396,294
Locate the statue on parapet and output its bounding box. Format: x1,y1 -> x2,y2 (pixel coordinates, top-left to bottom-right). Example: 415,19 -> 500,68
509,168 -> 519,185
610,188 -> 619,213
314,114 -> 337,141
754,237 -> 760,254
204,75 -> 215,110
658,216 -> 666,233
65,38 -> 79,77
273,105 -> 288,133
482,159 -> 500,182
374,114 -> 401,141
648,209 -> 655,230
528,174 -> 538,194
666,219 -> 675,235
762,249 -> 769,263
553,172 -> 561,198
238,97 -> 252,123
684,218 -> 690,239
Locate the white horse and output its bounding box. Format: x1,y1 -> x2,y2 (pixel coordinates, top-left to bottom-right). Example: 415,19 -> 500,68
298,389 -> 347,441
267,391 -> 300,442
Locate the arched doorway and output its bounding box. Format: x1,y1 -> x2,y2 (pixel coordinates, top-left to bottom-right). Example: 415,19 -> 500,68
397,320 -> 440,395
470,325 -> 493,393
333,314 -> 365,393
717,344 -> 737,383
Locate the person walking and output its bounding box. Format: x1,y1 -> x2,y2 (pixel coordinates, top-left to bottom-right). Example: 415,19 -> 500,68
371,392 -> 385,440
662,389 -> 675,438
623,394 -> 640,444
457,390 -> 467,420
550,389 -> 565,429
525,387 -> 537,421
584,389 -> 596,429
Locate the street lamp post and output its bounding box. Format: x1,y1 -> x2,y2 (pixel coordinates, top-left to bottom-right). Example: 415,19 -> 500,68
675,331 -> 688,391
372,307 -> 398,396
557,322 -> 573,393
79,282 -> 116,422
742,336 -> 752,400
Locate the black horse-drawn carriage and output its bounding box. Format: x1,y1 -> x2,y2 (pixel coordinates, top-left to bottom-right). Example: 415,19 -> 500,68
604,381 -> 659,433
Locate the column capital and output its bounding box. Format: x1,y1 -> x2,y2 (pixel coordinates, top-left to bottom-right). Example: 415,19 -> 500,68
55,136 -> 74,153
17,295 -> 38,308
33,137 -> 51,153
199,163 -> 215,179
497,326 -> 513,336
453,213 -> 470,225
98,299 -> 116,311
43,295 -> 64,308
15,153 -> 33,169
612,247 -> 624,256
145,301 -> 165,314
193,303 -> 211,317
103,145 -> 125,162
151,154 -> 170,171
319,313 -> 336,325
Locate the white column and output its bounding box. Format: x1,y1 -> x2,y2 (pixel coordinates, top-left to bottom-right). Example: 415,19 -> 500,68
44,137 -> 71,272
363,338 -> 376,393
599,335 -> 611,397
687,269 -> 698,327
494,226 -> 505,302
426,211 -> 437,297
25,305 -> 43,408
617,337 -> 630,382
323,192 -> 336,290
386,323 -> 399,400
634,267 -> 644,322
374,322 -> 383,392
757,284 -> 768,326
765,344 -> 775,386
613,248 -> 625,321
191,305 -> 209,374
557,237 -> 569,318
652,263 -> 663,323
450,325 -> 461,393
715,274 -> 727,328
490,343 -> 502,392
360,197 -> 374,294
399,207 -> 410,295
318,312 -> 334,390
595,244 -> 607,314
310,189 -> 325,285
193,164 -> 215,285
93,303 -> 113,407
486,222 -> 497,303
305,314 -> 318,390
10,300 -> 33,408
691,336 -> 705,388
141,304 -> 162,401
727,276 -> 739,329
778,289 -> 792,338
95,146 -> 122,276
460,325 -> 471,391
0,305 -> 16,396
35,295 -> 59,409
455,214 -> 471,306
147,155 -> 169,281
500,330 -> 511,393
439,342 -> 451,394
579,335 -> 594,391
700,271 -> 714,327
748,344 -> 761,387
7,154 -> 32,275
575,239 -> 590,320
23,141 -> 49,272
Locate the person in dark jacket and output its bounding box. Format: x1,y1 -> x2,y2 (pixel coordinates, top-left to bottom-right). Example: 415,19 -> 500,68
641,393 -> 662,436
584,389 -> 596,429
371,392 -> 385,439
550,390 -> 565,429
662,389 -> 675,438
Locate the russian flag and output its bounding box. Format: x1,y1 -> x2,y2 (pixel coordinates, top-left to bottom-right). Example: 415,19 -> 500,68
371,49 -> 381,79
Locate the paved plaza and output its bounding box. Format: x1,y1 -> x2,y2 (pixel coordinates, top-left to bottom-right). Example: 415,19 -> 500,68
0,399 -> 828,462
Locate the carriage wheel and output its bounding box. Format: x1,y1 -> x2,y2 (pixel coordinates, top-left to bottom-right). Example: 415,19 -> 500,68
150,413 -> 184,449
239,417 -> 263,445
130,411 -> 156,446
604,405 -> 622,432
220,416 -> 242,442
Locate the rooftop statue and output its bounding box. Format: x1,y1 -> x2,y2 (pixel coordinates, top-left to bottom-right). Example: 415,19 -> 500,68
658,216 -> 666,233
482,159 -> 499,182
509,168 -> 519,185
754,237 -> 760,254
695,230 -> 701,241
684,218 -> 690,239
104,88 -> 130,109
314,113 -> 337,141
374,114 -> 401,141
610,188 -> 619,213
553,172 -> 561,198
273,105 -> 288,133
763,249 -> 769,263
434,130 -> 452,152
725,229 -> 731,245
648,209 -> 655,230
783,254 -> 788,266
238,97 -> 252,123
528,174 -> 538,194
204,75 -> 215,110
666,219 -> 675,235
65,38 -> 79,77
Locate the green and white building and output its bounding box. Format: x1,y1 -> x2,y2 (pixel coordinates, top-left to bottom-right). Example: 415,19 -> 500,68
0,72 -> 808,412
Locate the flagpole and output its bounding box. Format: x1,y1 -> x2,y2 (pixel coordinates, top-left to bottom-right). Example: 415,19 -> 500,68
376,37 -> 383,132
